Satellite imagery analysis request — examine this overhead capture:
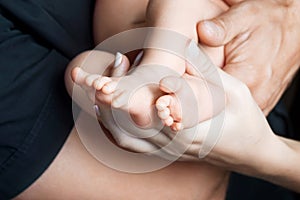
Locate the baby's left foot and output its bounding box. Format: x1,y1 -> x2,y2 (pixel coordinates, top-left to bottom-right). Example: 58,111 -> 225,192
156,74 -> 224,131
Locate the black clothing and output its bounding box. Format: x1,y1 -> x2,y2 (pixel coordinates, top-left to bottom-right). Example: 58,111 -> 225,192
0,1 -> 94,199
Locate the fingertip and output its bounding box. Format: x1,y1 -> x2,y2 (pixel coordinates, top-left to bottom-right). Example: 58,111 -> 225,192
112,53 -> 130,77
118,54 -> 130,73
114,52 -> 123,68
197,21 -> 224,47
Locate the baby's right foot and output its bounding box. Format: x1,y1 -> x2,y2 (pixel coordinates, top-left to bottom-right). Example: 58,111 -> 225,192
156,74 -> 225,131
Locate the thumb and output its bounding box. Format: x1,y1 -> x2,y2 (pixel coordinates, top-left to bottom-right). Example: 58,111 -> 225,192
197,2 -> 255,47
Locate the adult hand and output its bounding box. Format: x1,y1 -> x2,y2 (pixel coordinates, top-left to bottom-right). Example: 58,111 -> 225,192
198,0 -> 300,115
157,70 -> 300,193
157,69 -> 275,164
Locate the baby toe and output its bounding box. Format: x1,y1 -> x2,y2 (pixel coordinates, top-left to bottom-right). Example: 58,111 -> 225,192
156,95 -> 172,111
164,116 -> 174,127
72,67 -> 88,85
171,122 -> 183,132
102,81 -> 118,94
94,77 -> 111,90
158,109 -> 171,120
86,74 -> 101,87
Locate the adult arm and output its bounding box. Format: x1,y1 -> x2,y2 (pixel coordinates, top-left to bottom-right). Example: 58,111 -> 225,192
201,71 -> 300,193
153,70 -> 300,192
199,71 -> 300,193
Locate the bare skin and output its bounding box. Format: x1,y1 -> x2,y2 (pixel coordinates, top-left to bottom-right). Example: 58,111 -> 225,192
197,0 -> 300,115
52,0 -> 231,199
16,50 -> 229,199
64,0 -> 300,196
73,0 -> 228,130
16,124 -> 228,200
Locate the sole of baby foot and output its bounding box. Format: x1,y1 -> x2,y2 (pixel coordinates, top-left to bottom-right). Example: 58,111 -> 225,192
111,84 -> 163,128
156,94 -> 184,131
156,75 -> 216,131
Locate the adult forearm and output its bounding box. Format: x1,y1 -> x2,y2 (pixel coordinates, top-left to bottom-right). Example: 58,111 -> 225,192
265,137 -> 300,192
241,135 -> 300,192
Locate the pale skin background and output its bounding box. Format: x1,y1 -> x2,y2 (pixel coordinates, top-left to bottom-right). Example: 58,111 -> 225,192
16,0 -> 300,199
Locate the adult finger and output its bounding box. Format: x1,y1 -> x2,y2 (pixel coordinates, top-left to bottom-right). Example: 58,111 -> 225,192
197,1 -> 256,46
111,52 -> 131,77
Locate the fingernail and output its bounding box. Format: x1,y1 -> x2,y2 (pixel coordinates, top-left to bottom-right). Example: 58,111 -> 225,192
132,51 -> 144,67
202,21 -> 221,37
114,52 -> 123,68
93,105 -> 101,117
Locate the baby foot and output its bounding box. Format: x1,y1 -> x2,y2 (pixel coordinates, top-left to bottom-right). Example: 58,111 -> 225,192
156,74 -> 225,131
71,52 -> 130,103
72,54 -> 170,128
95,65 -> 170,128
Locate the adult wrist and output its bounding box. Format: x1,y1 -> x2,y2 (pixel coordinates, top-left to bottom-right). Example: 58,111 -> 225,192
247,134 -> 296,181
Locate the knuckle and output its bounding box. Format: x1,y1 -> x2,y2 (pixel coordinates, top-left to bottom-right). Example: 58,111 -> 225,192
215,17 -> 228,33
